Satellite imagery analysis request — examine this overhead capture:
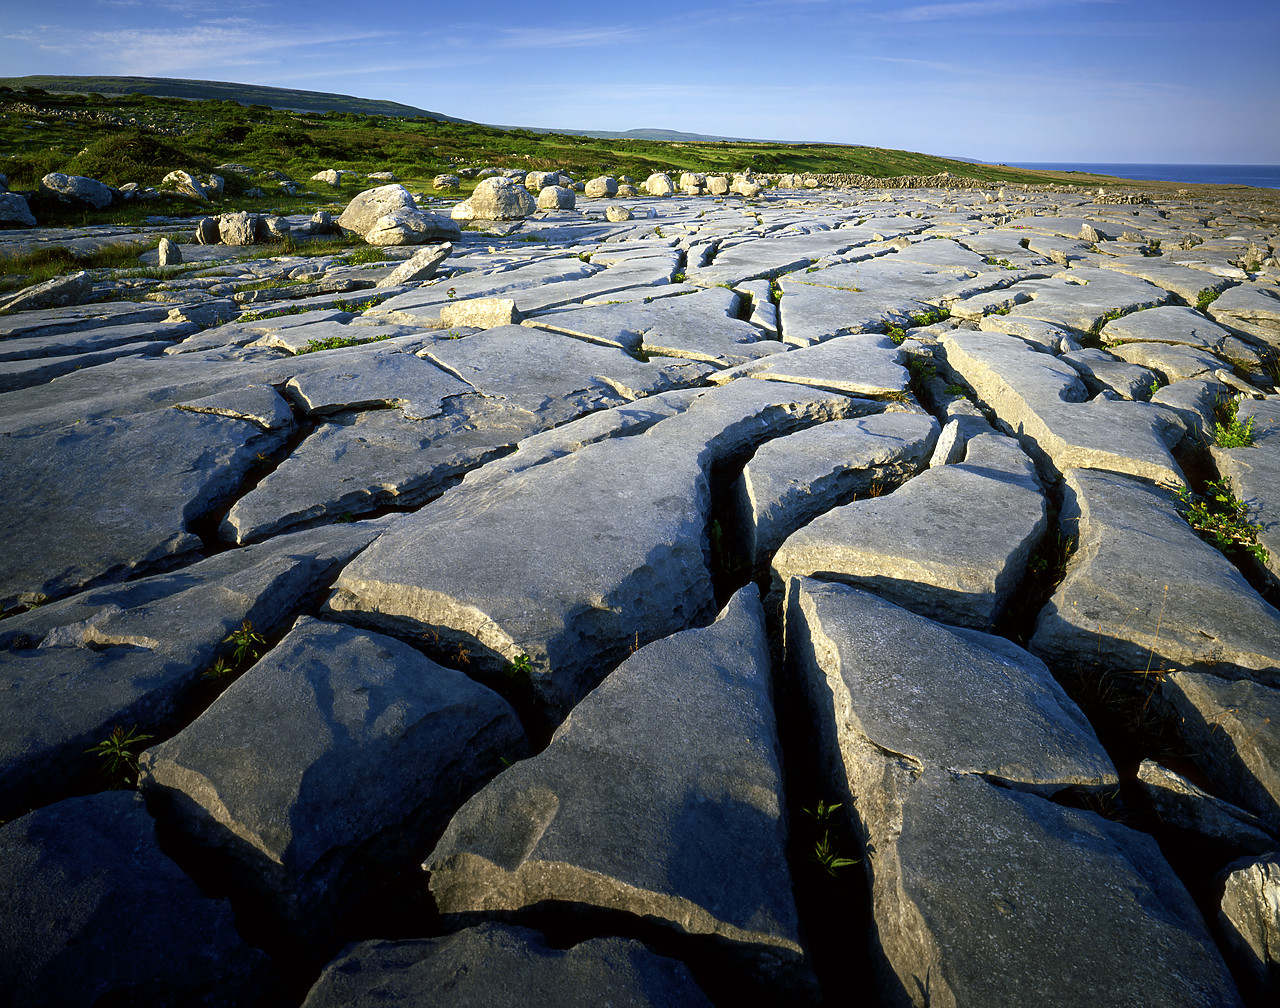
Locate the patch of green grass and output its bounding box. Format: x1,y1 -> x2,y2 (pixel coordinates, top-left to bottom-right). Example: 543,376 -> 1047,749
298,332 -> 392,353
943,382 -> 968,396
1213,397 -> 1256,448
342,245 -> 387,265
1089,308 -> 1125,337
0,241 -> 155,292
1196,287 -> 1221,311
908,308 -> 950,327
1175,480 -> 1268,565
885,323 -> 907,344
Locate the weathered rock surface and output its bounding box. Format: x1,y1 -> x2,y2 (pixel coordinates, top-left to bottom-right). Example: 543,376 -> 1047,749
4,181 -> 1279,1004
301,924 -> 713,1008
773,433 -> 1047,629
784,577 -> 1241,1008
1216,856 -> 1280,1003
1031,468 -> 1280,683
140,616 -> 526,938
0,791 -> 270,1006
427,589 -> 811,992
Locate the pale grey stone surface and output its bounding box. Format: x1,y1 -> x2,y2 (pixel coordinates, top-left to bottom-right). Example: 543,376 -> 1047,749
140,616 -> 526,937
301,925 -> 713,1008
1216,857 -> 1280,1002
784,577 -> 1237,1008
426,589 -> 811,992
327,380 -> 867,720
711,332 -> 908,397
734,411 -> 939,566
941,329 -> 1186,484
0,792 -> 270,1007
1060,346 -> 1159,399
1163,672 -> 1280,834
1031,468 -> 1280,682
1109,340 -> 1225,381
1099,304 -> 1239,349
772,433 -> 1046,630
1137,760 -> 1278,854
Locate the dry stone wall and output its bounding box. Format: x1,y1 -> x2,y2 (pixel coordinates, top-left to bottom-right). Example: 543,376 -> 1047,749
2,176 -> 1280,1006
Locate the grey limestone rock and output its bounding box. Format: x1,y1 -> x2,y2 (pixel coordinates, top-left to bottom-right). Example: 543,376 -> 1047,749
1031,468 -> 1280,683
338,183 -> 417,236
284,346 -> 474,417
1109,340 -> 1225,382
537,184 -> 575,210
0,406 -> 289,609
644,173 -> 675,196
772,433 -> 1047,630
1162,672 -> 1280,834
40,171 -> 113,209
1137,760 -> 1278,854
161,170 -> 210,202
365,207 -> 460,245
301,925 -> 712,1008
0,270 -> 93,313
783,577 -> 1240,1008
376,242 -> 452,287
584,175 -> 618,198
1216,856 -> 1280,1003
1211,397 -> 1280,586
0,520 -> 387,820
941,329 -> 1187,484
0,190 -> 36,227
157,236 -> 182,265
1060,346 -> 1159,399
0,792 -> 270,1007
1099,304 -> 1239,350
453,177 -> 537,221
1209,281 -> 1280,339
734,411 -> 939,566
140,616 -> 526,938
217,211 -> 257,245
425,589 -> 812,993
327,379 -> 869,722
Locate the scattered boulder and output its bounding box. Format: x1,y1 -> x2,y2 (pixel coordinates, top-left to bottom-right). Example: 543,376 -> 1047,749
0,191 -> 36,227
39,172 -> 114,210
365,207 -> 461,245
157,237 -> 182,266
433,174 -> 461,191
452,177 -> 537,221
644,173 -> 675,196
1216,856 -> 1280,1003
160,170 -> 210,202
193,216 -> 219,244
604,205 -> 632,222
584,176 -> 619,198
376,242 -> 452,287
217,211 -> 257,246
311,169 -> 341,187
254,215 -> 291,243
537,185 -> 575,210
338,183 -> 417,236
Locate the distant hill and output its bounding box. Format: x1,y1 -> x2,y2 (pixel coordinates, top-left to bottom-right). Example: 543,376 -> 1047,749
494,124 -> 781,143
0,75 -> 472,123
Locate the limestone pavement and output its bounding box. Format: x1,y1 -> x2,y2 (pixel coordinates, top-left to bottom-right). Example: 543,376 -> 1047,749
2,174 -> 1280,1006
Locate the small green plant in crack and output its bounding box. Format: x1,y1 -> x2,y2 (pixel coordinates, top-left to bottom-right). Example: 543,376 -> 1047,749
804,799 -> 860,876
224,620 -> 266,666
86,725 -> 152,789
1026,533 -> 1077,587
1213,397 -> 1256,448
1175,481 -> 1268,564
943,382 -> 968,397
1196,287 -> 1221,311
505,653 -> 533,680
908,308 -> 951,327
1148,377 -> 1164,399
907,357 -> 937,383
1089,309 -> 1125,337
672,271 -> 687,283
332,297 -> 381,313
885,324 -> 907,345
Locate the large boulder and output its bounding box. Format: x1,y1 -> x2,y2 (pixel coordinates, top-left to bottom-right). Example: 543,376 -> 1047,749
451,177 -> 537,221
338,184 -> 416,235
364,207 -> 461,245
537,185 -> 575,210
0,191 -> 36,227
644,173 -> 675,196
160,170 -> 210,202
217,211 -> 258,246
39,172 -> 113,209
584,175 -> 619,198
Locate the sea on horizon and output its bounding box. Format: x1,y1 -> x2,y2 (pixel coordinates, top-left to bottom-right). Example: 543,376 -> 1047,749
1002,162 -> 1280,191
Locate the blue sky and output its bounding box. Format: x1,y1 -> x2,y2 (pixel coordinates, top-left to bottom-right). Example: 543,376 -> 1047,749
3,0 -> 1277,163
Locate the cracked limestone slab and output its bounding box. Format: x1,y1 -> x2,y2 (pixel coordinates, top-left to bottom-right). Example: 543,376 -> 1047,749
1211,398 -> 1280,587
221,399 -> 540,544
1136,760 -> 1279,855
326,380 -> 869,722
527,286 -> 775,365
1007,268 -> 1171,333
733,411 -> 939,566
1099,305 -> 1241,351
709,333 -> 909,398
1107,341 -> 1226,383
0,339 -> 173,393
0,407 -> 290,609
172,383 -> 296,431
684,229 -> 884,287
284,347 -> 476,418
0,792 -> 270,1007
425,589 -> 812,994
420,324 -> 713,427
1094,258 -> 1238,303
1209,282 -> 1280,341
140,616 -> 526,939
783,577 -> 1234,1008
1162,672 -> 1280,836
772,434 -> 1046,630
0,317 -> 201,362
940,329 -> 1187,484
0,520 -> 388,821
1060,347 -> 1158,399
1030,468 -> 1280,683
301,924 -> 713,1008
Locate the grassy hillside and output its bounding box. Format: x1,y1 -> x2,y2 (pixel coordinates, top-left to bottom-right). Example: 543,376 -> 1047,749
0,80 -> 1172,229
0,75 -> 467,122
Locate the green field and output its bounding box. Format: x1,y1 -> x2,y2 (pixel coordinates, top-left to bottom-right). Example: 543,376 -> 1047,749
0,76 -> 1154,229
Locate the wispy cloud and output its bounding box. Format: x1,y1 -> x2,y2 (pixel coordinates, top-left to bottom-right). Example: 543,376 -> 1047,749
876,0 -> 1114,22
488,25 -> 639,49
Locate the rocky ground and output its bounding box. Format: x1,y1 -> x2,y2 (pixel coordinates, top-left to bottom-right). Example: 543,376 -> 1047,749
2,174 -> 1280,1007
